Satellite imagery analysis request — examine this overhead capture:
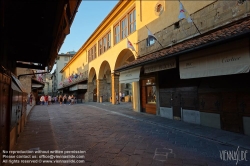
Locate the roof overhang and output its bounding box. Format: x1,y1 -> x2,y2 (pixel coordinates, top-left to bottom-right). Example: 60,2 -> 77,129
31,78 -> 45,90
4,0 -> 81,71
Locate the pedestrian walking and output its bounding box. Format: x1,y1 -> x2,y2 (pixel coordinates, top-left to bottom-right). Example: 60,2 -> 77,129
63,95 -> 67,105
122,92 -> 125,102
68,95 -> 72,105
119,91 -> 122,102
70,95 -> 74,105
116,92 -> 120,104
48,95 -> 52,105
40,95 -> 45,105
59,95 -> 63,105
29,92 -> 33,106
44,95 -> 48,106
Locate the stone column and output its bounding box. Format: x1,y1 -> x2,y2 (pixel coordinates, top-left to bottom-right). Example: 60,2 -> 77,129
97,79 -> 104,103
111,73 -> 119,104
132,81 -> 141,112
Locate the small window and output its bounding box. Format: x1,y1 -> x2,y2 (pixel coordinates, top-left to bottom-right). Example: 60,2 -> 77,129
155,2 -> 164,16
114,24 -> 120,44
64,57 -> 68,61
88,44 -> 96,62
107,32 -> 111,49
174,22 -> 180,29
103,36 -> 107,52
99,40 -> 102,55
121,17 -> 128,40
156,4 -> 163,13
129,9 -> 136,34
91,47 -> 94,59
93,45 -> 96,59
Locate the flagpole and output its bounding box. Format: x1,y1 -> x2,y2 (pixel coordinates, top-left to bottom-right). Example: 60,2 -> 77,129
192,22 -> 201,35
145,25 -> 164,48
125,36 -> 139,57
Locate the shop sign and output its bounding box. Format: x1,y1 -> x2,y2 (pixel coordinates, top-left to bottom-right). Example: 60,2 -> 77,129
180,46 -> 250,79
119,67 -> 141,83
144,58 -> 176,73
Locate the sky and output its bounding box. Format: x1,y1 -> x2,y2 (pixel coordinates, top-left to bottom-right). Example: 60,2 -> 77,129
51,0 -> 119,72
60,0 -> 118,53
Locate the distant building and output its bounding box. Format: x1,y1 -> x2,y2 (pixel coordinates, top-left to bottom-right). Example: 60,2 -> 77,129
51,51 -> 76,96
43,73 -> 53,95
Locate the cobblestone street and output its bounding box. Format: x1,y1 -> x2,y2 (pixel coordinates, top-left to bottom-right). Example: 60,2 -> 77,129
9,102 -> 250,166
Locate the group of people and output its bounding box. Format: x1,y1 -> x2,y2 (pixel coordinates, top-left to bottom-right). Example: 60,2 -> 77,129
115,91 -> 125,104
39,95 -> 53,105
39,94 -> 77,105
58,94 -> 77,105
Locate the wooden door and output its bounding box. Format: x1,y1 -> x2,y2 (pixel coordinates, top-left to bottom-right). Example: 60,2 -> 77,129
172,92 -> 181,120
159,89 -> 172,108
141,85 -> 146,112
221,93 -> 243,133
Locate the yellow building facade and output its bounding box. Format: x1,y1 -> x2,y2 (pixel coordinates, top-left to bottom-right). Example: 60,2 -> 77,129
61,0 -> 250,136
61,0 -> 213,111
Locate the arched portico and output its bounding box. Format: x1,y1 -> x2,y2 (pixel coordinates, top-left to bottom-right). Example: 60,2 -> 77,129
97,61 -> 111,102
112,49 -> 138,107
86,67 -> 97,102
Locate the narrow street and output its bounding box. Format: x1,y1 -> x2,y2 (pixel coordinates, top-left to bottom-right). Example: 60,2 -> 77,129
8,103 -> 250,166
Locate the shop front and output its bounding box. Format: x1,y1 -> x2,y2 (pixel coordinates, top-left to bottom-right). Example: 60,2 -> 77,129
119,67 -> 141,107
141,57 -> 176,115
144,37 -> 250,135
178,38 -> 250,134
140,77 -> 157,114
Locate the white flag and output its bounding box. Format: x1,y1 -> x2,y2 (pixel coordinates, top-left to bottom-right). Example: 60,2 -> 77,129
127,39 -> 135,51
178,1 -> 192,23
148,29 -> 157,41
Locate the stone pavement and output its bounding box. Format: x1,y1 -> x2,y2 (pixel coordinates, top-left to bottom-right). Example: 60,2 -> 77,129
89,102 -> 250,151
5,102 -> 250,166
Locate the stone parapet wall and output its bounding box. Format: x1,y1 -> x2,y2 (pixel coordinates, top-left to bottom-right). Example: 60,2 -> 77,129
138,0 -> 250,57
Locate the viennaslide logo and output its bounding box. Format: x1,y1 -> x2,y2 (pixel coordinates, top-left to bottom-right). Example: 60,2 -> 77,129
219,146 -> 248,165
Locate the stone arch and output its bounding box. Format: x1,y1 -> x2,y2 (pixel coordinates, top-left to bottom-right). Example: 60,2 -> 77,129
87,67 -> 97,102
97,61 -> 112,102
110,49 -> 136,104
99,61 -> 111,80
88,67 -> 96,83
114,49 -> 136,70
